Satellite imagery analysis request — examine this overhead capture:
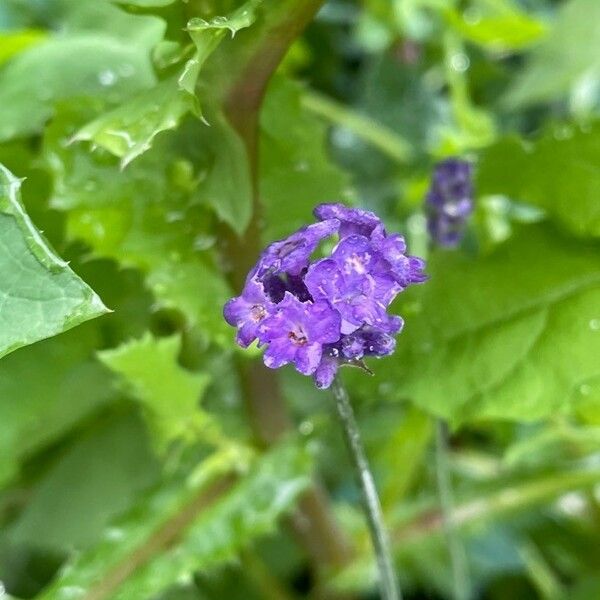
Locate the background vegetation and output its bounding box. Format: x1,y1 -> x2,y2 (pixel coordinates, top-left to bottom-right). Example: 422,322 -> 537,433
0,0 -> 599,598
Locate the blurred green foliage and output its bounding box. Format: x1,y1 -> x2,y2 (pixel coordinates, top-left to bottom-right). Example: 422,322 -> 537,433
0,0 -> 599,599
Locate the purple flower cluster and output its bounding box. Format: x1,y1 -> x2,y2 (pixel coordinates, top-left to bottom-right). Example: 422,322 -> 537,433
224,204 -> 426,389
425,159 -> 473,247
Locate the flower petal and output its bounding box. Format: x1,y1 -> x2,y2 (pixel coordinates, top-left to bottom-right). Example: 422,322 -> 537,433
295,342 -> 323,375
313,355 -> 338,389
263,338 -> 295,369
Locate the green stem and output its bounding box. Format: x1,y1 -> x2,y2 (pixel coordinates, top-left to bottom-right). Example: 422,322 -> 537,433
394,467 -> 600,544
435,419 -> 470,600
302,91 -> 413,164
331,377 -> 401,600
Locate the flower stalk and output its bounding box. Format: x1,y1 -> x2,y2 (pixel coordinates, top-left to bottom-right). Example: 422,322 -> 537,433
331,376 -> 401,600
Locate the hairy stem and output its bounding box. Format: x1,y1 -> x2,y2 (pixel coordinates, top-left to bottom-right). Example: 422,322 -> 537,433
435,419 -> 470,600
331,377 -> 401,600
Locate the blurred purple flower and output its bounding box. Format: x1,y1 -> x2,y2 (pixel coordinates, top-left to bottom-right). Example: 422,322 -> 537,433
223,203 -> 427,388
425,158 -> 473,247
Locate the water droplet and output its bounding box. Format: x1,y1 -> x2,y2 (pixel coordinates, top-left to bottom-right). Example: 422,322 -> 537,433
98,69 -> 117,86
554,124 -> 574,140
589,319 -> 600,331
299,420 -> 314,436
579,384 -> 592,396
294,161 -> 309,172
450,53 -> 470,72
165,210 -> 184,223
59,587 -> 86,599
332,127 -> 356,149
193,234 -> 215,251
104,527 -> 125,541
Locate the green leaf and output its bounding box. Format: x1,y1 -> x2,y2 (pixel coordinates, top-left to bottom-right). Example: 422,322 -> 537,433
38,440 -> 313,600
0,164 -> 108,359
356,225 -> 600,425
260,76 -> 353,242
445,0 -> 547,52
477,123 -> 600,238
0,0 -> 165,142
8,412 -> 159,549
0,29 -> 46,65
198,108 -> 253,235
111,0 -> 176,6
505,0 -> 600,107
71,0 -> 263,169
72,77 -> 197,169
44,105 -> 234,346
99,333 -> 215,453
186,1 -> 262,51
0,325 -> 113,486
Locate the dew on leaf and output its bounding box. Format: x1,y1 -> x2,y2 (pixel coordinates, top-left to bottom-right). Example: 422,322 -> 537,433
299,420 -> 314,436
450,53 -> 470,72
98,69 -> 117,86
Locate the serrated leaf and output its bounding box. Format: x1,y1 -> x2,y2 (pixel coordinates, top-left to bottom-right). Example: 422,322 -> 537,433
0,164 -> 108,359
186,0 -> 262,49
8,412 -> 159,549
38,440 -> 312,600
477,122 -> 600,238
99,333 -> 215,452
70,0 -> 263,168
73,77 -> 196,168
353,225 -> 600,426
43,105 -> 234,346
505,0 -> 600,107
0,2 -> 165,142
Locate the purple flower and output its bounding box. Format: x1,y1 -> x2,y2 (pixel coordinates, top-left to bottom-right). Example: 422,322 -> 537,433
223,277 -> 276,348
253,219 -> 339,278
425,158 -> 473,247
305,235 -> 402,334
340,326 -> 398,359
371,229 -> 428,286
258,292 -> 341,375
223,202 -> 427,389
314,203 -> 381,238
314,353 -> 339,389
